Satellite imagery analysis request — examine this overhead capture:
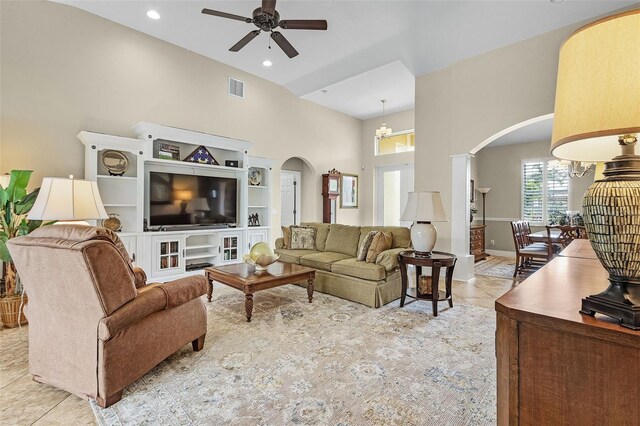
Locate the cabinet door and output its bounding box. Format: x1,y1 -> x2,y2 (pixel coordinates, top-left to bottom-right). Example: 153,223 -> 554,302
152,235 -> 185,276
220,233 -> 243,264
247,229 -> 268,251
119,236 -> 137,266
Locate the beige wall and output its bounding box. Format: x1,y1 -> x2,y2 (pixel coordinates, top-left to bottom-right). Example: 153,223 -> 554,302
475,140 -> 593,252
414,21 -> 591,252
360,109 -> 415,225
0,1 -> 363,236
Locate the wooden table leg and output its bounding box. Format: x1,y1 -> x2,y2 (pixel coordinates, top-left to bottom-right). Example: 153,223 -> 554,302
445,263 -> 455,308
207,278 -> 213,302
399,257 -> 408,307
431,262 -> 441,316
245,293 -> 254,322
307,272 -> 315,303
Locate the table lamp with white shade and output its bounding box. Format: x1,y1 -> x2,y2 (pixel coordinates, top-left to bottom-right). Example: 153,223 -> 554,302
27,176 -> 108,224
401,191 -> 448,257
551,9 -> 640,329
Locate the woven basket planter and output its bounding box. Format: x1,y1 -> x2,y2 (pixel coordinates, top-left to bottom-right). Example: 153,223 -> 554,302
0,295 -> 28,328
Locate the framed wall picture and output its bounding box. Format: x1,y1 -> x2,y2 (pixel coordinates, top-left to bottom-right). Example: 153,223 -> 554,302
340,174 -> 359,208
470,179 -> 475,203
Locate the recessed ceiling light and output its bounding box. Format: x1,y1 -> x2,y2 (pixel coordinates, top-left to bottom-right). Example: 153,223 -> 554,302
262,60 -> 272,67
146,10 -> 160,20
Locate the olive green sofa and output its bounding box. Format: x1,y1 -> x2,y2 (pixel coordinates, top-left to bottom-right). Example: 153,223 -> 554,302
275,223 -> 411,308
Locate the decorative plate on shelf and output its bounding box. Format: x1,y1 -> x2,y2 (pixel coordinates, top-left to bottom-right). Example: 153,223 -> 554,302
101,150 -> 129,176
248,168 -> 262,186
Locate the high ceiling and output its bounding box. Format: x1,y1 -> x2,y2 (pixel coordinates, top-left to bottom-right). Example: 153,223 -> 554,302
55,0 -> 635,119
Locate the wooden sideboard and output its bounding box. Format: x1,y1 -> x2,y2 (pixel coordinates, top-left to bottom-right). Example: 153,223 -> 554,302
495,240 -> 640,425
470,224 -> 487,262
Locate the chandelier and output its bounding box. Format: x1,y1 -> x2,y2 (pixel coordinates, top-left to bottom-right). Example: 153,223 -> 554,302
550,159 -> 596,178
563,160 -> 596,178
375,99 -> 392,139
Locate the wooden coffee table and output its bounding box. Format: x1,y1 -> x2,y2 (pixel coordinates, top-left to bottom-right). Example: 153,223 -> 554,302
205,262 -> 315,322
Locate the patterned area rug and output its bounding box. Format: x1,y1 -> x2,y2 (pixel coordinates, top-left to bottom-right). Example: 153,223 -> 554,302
91,284 -> 496,425
474,256 -> 519,280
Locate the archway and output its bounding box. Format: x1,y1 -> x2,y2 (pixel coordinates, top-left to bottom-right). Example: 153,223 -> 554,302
451,113 -> 557,281
280,157 -> 315,226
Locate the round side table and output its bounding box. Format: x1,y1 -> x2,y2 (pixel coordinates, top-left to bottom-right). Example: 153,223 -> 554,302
397,250 -> 457,316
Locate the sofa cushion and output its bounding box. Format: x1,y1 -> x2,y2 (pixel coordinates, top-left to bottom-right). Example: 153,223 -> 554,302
281,226 -> 292,249
301,222 -> 330,251
357,230 -> 378,261
375,248 -> 408,271
324,224 -> 361,257
299,251 -> 352,272
290,226 -> 317,250
274,248 -> 320,265
331,258 -> 386,281
359,226 -> 411,249
366,231 -> 393,263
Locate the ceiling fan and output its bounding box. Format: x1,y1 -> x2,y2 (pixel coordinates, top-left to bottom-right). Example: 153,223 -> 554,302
201,0 -> 328,58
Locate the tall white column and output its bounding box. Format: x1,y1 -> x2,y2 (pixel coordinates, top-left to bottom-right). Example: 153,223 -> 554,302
451,154 -> 475,282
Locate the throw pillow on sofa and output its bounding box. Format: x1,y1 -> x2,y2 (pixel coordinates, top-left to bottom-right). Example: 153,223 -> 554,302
281,226 -> 292,249
290,226 -> 317,250
357,230 -> 378,261
366,231 -> 392,263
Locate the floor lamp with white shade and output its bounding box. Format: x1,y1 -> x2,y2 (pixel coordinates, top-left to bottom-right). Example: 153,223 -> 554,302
476,188 -> 491,226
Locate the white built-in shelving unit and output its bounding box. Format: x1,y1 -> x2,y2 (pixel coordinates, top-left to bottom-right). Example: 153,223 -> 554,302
78,123 -> 273,282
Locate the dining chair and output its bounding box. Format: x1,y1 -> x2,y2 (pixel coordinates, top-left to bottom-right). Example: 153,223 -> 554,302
511,221 -> 554,277
546,225 -> 588,249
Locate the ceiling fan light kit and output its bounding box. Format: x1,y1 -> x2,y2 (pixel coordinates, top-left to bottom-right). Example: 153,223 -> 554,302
202,0 -> 328,59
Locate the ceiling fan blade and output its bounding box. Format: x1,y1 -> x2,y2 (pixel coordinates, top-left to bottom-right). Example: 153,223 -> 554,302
201,8 -> 252,23
270,31 -> 298,58
229,30 -> 261,52
262,0 -> 277,17
279,20 -> 327,30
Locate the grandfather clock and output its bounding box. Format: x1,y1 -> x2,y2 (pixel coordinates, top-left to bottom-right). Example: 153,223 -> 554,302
322,169 -> 341,223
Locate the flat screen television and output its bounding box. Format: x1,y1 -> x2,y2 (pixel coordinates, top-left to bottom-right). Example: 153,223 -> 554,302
148,171 -> 238,227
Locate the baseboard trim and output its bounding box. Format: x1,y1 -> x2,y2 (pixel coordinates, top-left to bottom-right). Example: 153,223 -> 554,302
486,249 -> 516,257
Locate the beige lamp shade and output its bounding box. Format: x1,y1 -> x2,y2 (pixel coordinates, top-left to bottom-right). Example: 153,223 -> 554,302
28,177 -> 108,221
551,9 -> 640,161
477,187 -> 492,194
401,191 -> 448,222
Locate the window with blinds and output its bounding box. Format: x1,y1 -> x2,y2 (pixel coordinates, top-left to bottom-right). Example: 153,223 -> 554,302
522,159 -> 570,224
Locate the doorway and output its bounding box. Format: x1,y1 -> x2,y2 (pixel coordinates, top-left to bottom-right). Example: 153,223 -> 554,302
280,170 -> 301,227
375,164 -> 414,226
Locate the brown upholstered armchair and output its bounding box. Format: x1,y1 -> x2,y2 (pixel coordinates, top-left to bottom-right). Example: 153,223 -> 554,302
7,225 -> 208,408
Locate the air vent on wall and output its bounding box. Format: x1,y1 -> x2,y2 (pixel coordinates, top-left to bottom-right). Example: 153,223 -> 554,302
228,77 -> 244,99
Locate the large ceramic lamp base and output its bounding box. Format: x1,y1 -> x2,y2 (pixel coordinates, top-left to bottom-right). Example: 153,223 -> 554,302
411,221 -> 437,257
581,149 -> 640,330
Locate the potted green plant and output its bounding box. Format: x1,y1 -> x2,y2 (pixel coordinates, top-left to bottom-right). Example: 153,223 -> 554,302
0,170 -> 50,327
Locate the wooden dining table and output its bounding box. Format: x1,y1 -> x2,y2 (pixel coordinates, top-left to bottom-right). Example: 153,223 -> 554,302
527,229 -> 561,243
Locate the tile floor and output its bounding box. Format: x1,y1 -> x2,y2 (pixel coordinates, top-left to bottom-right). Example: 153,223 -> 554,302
0,274 -> 518,426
